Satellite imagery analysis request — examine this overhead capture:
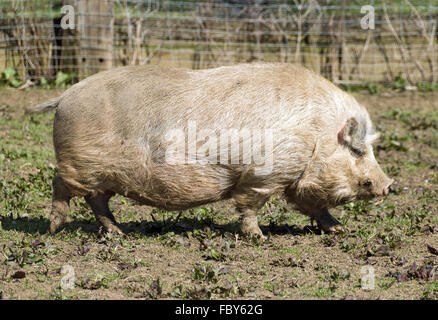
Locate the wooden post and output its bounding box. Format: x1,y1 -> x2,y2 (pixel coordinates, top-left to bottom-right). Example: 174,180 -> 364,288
77,0 -> 113,80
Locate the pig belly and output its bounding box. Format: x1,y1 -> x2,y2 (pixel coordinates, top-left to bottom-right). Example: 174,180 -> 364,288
124,164 -> 238,211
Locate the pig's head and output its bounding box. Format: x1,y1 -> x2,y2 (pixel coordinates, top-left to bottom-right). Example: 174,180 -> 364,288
287,116 -> 393,209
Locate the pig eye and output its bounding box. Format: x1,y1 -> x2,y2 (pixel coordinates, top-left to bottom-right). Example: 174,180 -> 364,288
350,146 -> 365,157
360,180 -> 372,188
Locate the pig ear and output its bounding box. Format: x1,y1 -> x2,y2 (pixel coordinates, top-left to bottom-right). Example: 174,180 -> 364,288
338,117 -> 366,154
338,117 -> 359,145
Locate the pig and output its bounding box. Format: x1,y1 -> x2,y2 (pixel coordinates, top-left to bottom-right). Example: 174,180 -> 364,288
29,63 -> 393,237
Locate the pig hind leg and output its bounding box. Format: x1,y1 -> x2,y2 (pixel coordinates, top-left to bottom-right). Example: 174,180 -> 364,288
50,175 -> 72,234
84,192 -> 123,235
238,207 -> 265,238
233,191 -> 270,238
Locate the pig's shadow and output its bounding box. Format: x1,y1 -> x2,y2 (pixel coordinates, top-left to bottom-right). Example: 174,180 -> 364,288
0,216 -> 320,237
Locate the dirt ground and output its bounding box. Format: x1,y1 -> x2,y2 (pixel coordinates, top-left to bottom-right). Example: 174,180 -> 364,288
0,87 -> 437,300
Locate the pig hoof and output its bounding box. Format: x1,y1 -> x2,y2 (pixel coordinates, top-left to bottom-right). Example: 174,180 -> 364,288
310,208 -> 344,233
240,220 -> 266,240
97,223 -> 124,236
324,223 -> 344,233
244,231 -> 267,241
108,227 -> 124,236
317,219 -> 344,233
49,214 -> 67,234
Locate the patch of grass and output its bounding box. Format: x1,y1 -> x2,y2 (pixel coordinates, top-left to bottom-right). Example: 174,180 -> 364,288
387,258 -> 438,284
279,246 -> 308,257
77,271 -> 120,290
271,256 -> 306,268
96,245 -> 120,262
303,284 -> 336,298
378,277 -> 396,290
376,130 -> 409,152
421,281 -> 438,300
264,282 -> 289,297
156,231 -> 183,248
48,288 -> 86,300
2,237 -> 57,267
384,108 -> 438,130
316,265 -> 351,283
170,284 -> 213,300
0,68 -> 75,89
213,281 -> 246,298
342,201 -> 373,223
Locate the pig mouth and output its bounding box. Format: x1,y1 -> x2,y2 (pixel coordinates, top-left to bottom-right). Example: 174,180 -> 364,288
334,193 -> 375,206
333,197 -> 355,206
332,193 -> 371,206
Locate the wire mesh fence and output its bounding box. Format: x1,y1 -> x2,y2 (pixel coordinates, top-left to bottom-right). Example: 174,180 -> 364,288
1,0 -> 438,84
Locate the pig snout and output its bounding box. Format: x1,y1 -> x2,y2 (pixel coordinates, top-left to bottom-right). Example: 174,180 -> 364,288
381,178 -> 394,196
369,169 -> 393,197
372,178 -> 393,196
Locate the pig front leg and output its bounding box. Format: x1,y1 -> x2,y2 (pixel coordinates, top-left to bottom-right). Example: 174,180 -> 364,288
84,192 -> 124,235
309,208 -> 343,233
285,195 -> 343,233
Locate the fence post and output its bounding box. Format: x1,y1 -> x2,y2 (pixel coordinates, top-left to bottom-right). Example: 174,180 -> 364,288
77,0 -> 114,80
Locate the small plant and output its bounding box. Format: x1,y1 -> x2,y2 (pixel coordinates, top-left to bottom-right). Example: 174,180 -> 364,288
379,277 -> 396,290
320,234 -> 338,247
2,238 -> 53,267
215,282 -> 246,298
422,281 -> 438,300
385,108 -> 438,130
393,73 -> 408,91
376,130 -> 409,152
264,282 -> 289,297
54,71 -> 75,88
192,263 -> 219,284
185,286 -> 212,299
315,265 -> 350,283
306,285 -> 336,297
389,260 -> 438,282
117,258 -> 144,271
339,239 -> 358,253
171,284 -> 213,300
73,240 -> 91,256
416,82 -> 438,92
77,273 -> 118,290
270,256 -> 306,268
157,232 -> 180,248
38,77 -> 50,89
344,200 -> 372,216
96,245 -> 120,262
203,247 -> 227,261
195,207 -> 215,226
1,68 -> 22,87
367,82 -> 384,95
146,278 -> 163,299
